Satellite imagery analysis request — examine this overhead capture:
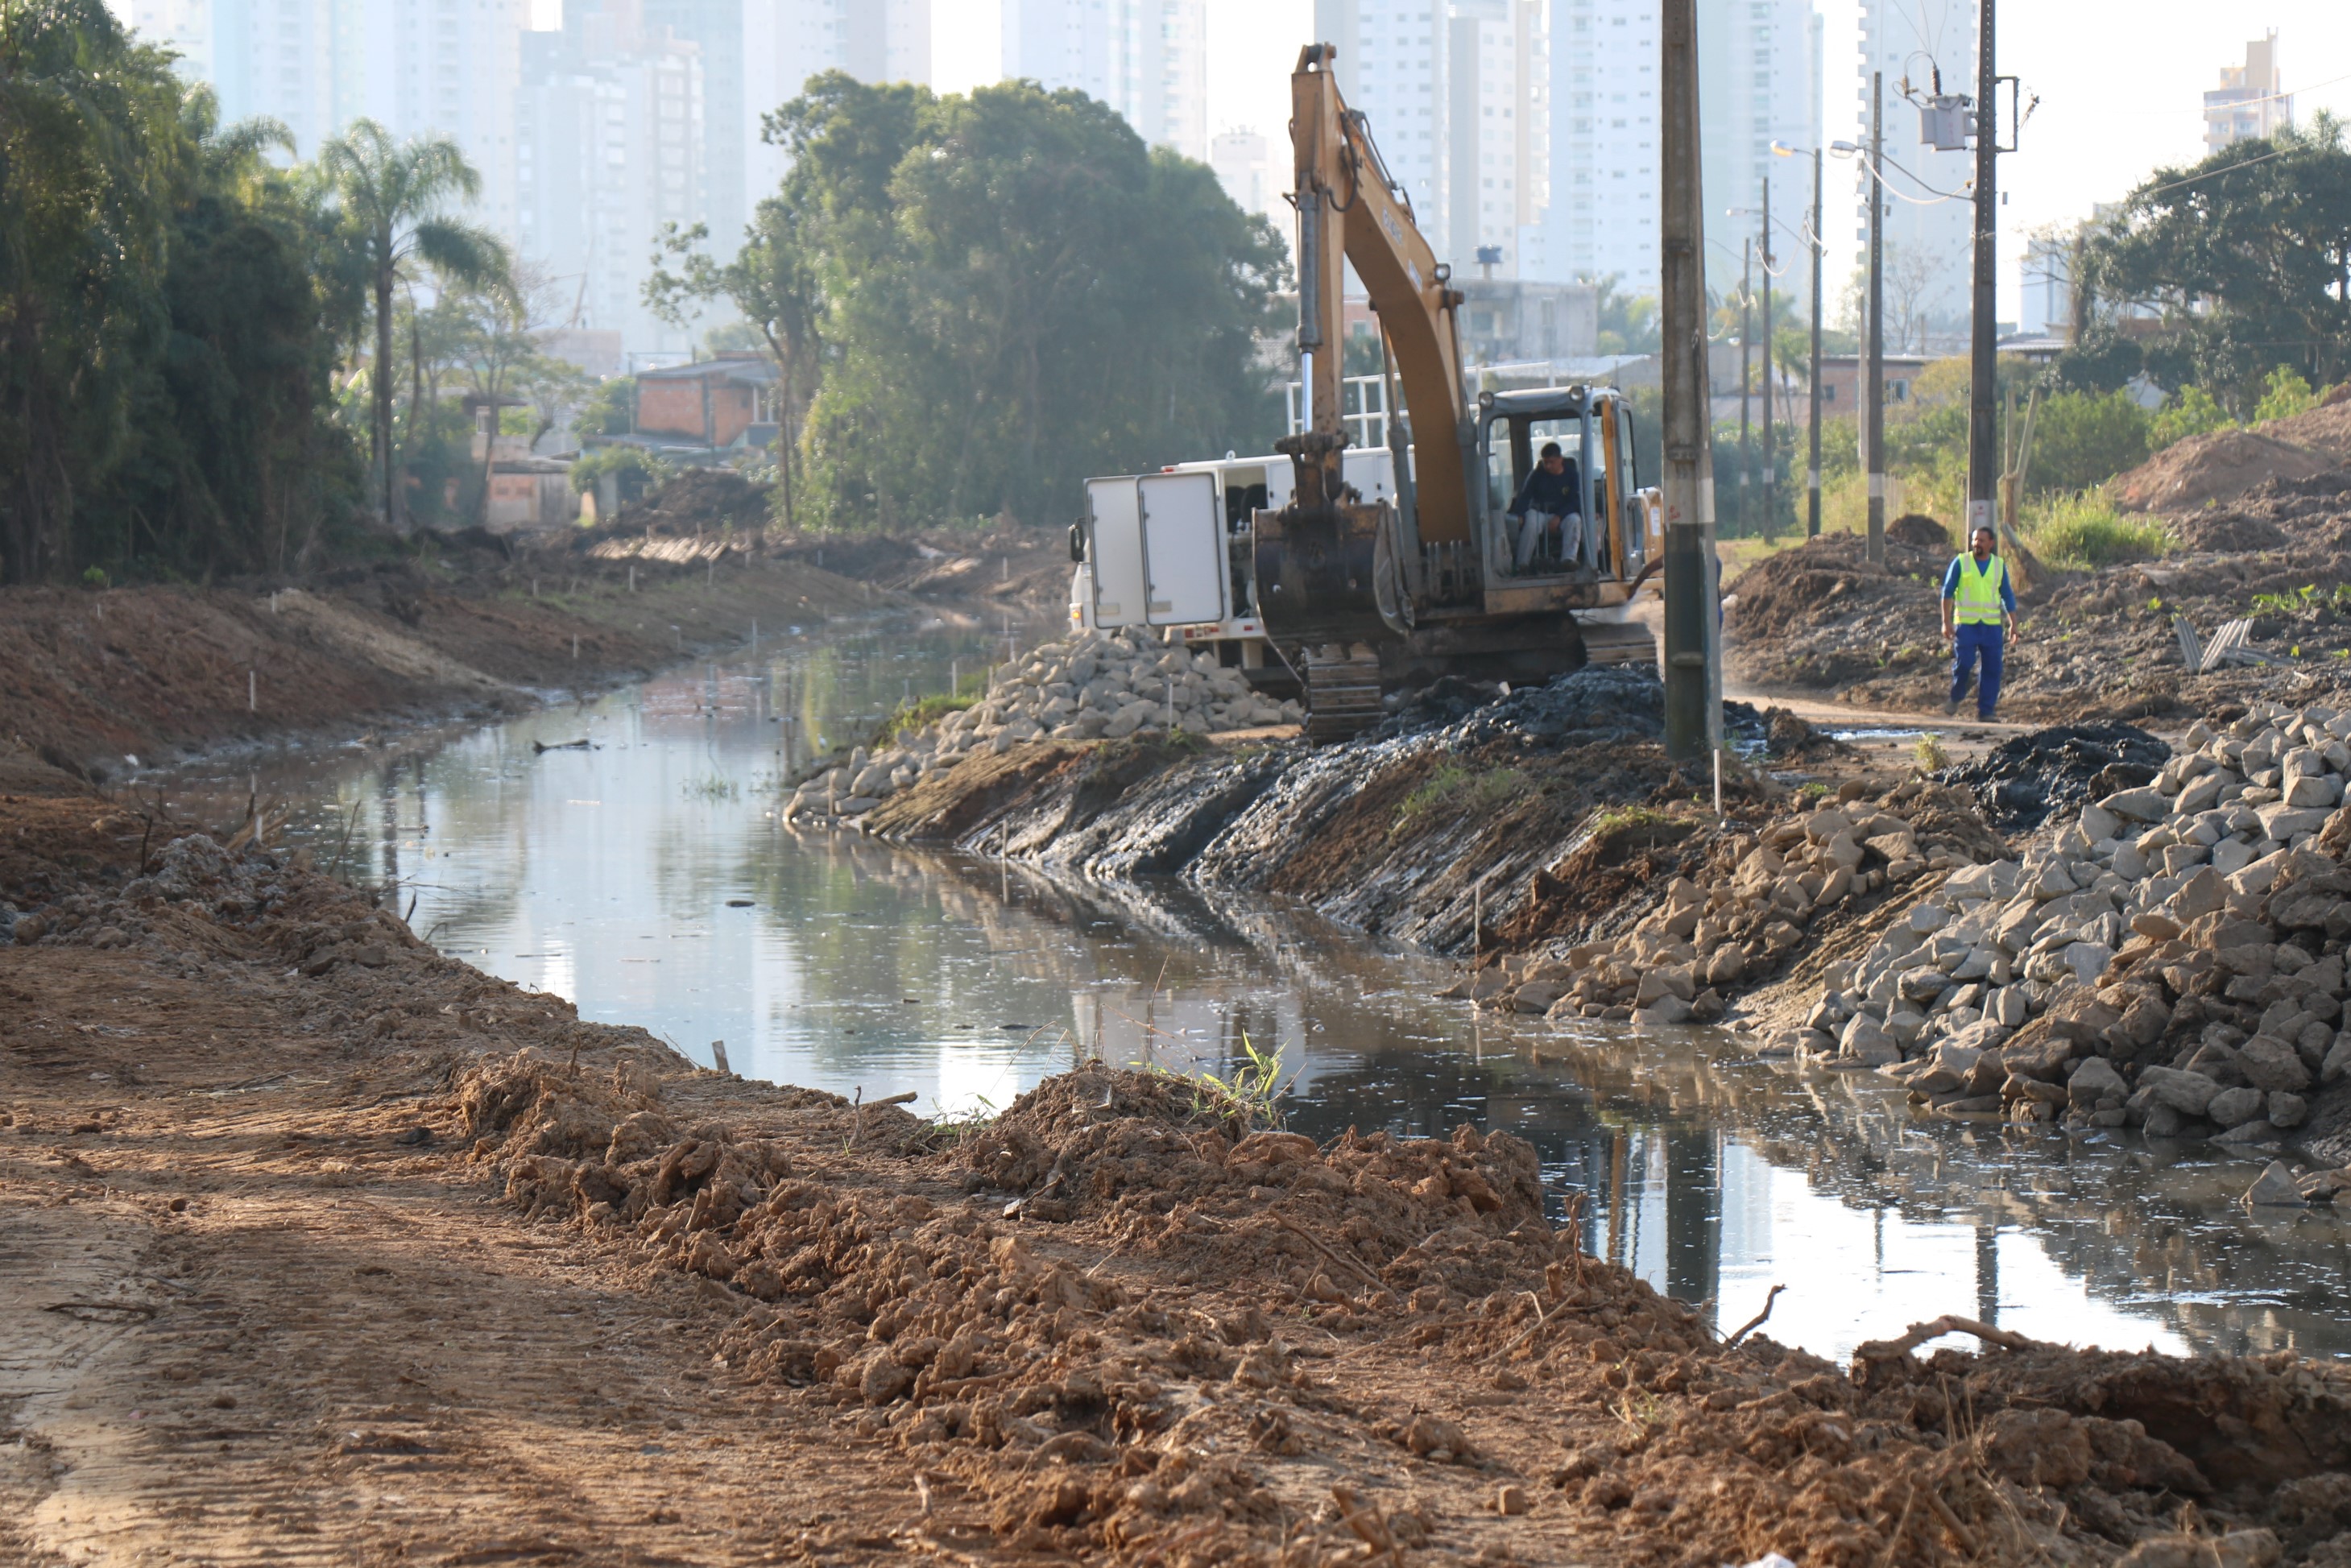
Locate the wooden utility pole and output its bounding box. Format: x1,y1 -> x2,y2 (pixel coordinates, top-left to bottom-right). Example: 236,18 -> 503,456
1866,70 -> 1886,565
1660,0 -> 1720,763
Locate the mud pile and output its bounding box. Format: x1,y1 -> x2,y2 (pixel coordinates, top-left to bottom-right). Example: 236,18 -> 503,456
2112,429 -> 2337,515
1469,779 -> 2008,1024
1937,721 -> 2171,830
785,628 -> 1302,823
461,1053 -> 2351,1565
1772,697 -> 2351,1173
586,467 -> 773,543
1723,531 -> 1956,691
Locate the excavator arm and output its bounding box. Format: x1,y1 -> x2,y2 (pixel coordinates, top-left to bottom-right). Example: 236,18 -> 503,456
1286,43 -> 1471,546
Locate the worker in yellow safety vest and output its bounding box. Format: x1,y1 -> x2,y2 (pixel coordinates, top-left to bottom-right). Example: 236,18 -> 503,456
1940,523 -> 2019,720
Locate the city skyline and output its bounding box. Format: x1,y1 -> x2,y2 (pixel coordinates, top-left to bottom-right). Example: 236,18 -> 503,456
106,0 -> 2351,354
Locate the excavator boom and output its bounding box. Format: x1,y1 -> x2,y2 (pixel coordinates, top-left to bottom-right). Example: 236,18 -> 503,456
1288,43 -> 1469,545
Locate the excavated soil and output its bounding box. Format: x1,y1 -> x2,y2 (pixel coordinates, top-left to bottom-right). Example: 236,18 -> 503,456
1736,471 -> 2351,726
0,548 -> 883,777
2112,430 -> 2338,515
11,689 -> 2351,1562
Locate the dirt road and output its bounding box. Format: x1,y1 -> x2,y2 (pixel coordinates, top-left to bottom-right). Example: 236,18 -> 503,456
8,754 -> 2351,1566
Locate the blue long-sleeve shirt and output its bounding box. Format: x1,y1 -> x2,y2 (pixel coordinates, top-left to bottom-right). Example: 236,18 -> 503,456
1507,462 -> 1581,518
1941,553 -> 2018,614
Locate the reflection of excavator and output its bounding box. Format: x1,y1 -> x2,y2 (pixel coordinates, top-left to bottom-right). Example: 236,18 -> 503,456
1261,43 -> 1662,739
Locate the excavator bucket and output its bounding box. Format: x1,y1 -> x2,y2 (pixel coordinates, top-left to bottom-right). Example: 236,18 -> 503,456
1252,499 -> 1390,651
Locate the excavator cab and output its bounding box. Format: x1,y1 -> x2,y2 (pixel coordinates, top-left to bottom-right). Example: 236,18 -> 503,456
1474,387 -> 1650,587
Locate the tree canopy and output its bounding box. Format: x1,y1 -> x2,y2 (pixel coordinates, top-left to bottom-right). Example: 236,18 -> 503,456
2077,116 -> 2351,399
654,73 -> 1290,532
1,0 -> 371,582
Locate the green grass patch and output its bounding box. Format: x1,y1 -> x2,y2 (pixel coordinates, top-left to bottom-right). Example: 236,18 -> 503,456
2021,489 -> 2176,570
1397,763 -> 1533,827
871,687 -> 985,748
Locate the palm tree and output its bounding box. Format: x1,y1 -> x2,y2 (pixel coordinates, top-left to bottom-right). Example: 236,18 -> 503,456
319,120 -> 507,530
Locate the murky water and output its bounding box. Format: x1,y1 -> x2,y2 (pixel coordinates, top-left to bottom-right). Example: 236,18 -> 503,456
163,615 -> 2351,1364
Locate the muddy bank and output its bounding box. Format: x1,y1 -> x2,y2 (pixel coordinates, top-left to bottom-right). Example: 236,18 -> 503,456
0,535 -> 934,779
861,664 -> 1801,955
8,766 -> 2351,1566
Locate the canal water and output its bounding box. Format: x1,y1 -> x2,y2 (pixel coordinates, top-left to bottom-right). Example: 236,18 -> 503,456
163,614 -> 2351,1364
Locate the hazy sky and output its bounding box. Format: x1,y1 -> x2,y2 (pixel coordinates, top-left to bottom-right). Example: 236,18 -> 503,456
944,1 -> 2351,317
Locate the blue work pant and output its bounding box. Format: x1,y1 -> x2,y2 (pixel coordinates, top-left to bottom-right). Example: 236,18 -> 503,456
1950,622 -> 2005,719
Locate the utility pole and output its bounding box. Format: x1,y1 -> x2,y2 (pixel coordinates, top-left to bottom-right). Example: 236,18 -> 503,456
1866,70 -> 1886,565
1738,238 -> 1753,536
1660,0 -> 1719,763
1966,0 -> 2000,544
1808,146 -> 1823,537
1760,174 -> 1774,539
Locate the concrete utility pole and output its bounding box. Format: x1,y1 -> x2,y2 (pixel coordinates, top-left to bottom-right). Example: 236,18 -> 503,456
1966,0 -> 2000,544
1760,174 -> 1774,539
1738,238 -> 1753,536
1808,146 -> 1823,537
1866,70 -> 1886,565
1660,0 -> 1720,763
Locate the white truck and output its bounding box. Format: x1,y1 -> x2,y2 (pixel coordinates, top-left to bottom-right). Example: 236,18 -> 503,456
1069,436 -> 1660,698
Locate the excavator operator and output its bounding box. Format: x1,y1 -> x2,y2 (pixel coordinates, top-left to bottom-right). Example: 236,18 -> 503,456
1507,442 -> 1584,573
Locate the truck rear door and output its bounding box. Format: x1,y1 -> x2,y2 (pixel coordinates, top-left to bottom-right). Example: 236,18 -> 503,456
1136,470 -> 1227,626
1086,476 -> 1146,627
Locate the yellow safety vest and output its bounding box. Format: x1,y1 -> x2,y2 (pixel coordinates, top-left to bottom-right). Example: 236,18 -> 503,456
1952,553 -> 2008,626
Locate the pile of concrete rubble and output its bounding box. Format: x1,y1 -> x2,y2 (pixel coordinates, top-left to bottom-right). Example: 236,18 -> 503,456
783,628 -> 1302,820
1467,779 -> 2000,1024
1777,697 -> 2351,1198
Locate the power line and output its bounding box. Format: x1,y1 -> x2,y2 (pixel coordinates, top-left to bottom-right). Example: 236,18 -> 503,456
2138,144 -> 2289,198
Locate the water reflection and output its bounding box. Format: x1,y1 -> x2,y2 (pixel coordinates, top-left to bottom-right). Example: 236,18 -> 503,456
157,619 -> 2351,1364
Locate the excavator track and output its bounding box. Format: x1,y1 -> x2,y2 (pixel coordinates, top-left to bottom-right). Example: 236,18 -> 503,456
1303,652 -> 1385,744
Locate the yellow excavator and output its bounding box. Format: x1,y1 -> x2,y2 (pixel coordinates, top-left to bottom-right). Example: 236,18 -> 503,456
1261,43 -> 1663,739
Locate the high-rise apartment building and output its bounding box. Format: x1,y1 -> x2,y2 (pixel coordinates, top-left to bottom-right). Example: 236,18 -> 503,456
1855,0 -> 1972,351
1210,129 -> 1277,225
1542,0 -> 1815,299
1700,0 -> 1817,300
1313,1 -> 1451,254
1003,0 -> 1207,161
519,0 -> 706,356
341,0 -> 527,234
209,0 -> 335,151
1447,1 -> 1546,276
118,0 -> 213,83
2204,32 -> 2291,152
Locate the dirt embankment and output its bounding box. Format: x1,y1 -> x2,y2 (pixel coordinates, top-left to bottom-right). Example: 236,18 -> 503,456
7,761 -> 2351,1566
2111,394 -> 2351,515
860,666 -> 1831,955
0,507 -> 1085,780
1729,470 -> 2351,725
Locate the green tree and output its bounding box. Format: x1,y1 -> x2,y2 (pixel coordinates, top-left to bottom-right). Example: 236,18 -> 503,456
2027,389 -> 2150,494
2,3 -> 362,581
2254,364 -> 2319,424
0,0 -> 182,581
319,119 -> 507,532
575,376 -> 636,437
2083,118 -> 2351,399
653,73 -> 1286,532
2149,385 -> 2233,447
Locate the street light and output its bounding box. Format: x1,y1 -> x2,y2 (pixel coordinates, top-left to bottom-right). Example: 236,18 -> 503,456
1771,139 -> 1826,539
